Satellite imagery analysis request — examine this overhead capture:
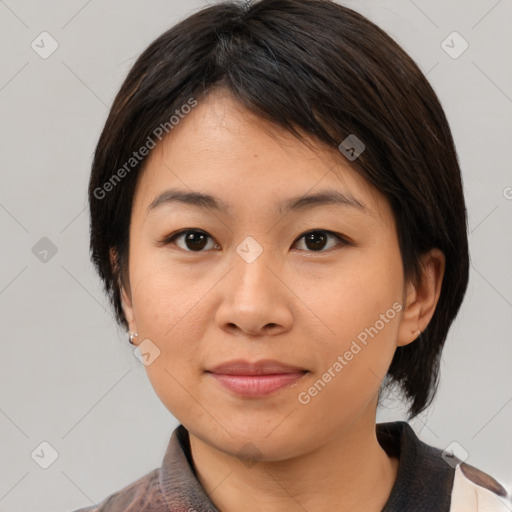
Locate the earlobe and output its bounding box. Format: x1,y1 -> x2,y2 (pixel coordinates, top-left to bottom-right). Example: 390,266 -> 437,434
396,248 -> 445,347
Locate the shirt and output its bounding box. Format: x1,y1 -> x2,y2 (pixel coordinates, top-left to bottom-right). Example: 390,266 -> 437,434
71,421 -> 511,511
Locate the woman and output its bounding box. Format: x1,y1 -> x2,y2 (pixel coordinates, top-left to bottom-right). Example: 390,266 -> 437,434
76,0 -> 510,510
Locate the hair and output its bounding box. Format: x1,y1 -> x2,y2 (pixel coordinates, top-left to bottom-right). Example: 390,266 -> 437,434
88,0 -> 469,418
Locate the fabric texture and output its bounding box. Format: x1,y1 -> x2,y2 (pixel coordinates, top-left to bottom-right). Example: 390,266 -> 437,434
71,421 -> 510,511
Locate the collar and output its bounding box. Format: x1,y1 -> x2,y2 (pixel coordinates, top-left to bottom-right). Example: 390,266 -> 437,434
378,421 -> 454,511
158,421 -> 454,511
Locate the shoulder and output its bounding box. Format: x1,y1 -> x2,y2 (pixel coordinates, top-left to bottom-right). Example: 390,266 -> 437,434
377,421 -> 510,512
450,461 -> 511,512
70,468 -> 167,512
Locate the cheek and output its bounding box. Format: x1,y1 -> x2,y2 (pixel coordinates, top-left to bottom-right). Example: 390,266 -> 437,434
296,313 -> 400,434
296,250 -> 403,410
130,250 -> 208,338
129,259 -> 209,403
304,246 -> 403,344
133,270 -> 210,423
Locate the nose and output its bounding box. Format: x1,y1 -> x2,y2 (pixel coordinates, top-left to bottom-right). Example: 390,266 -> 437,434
214,248 -> 294,337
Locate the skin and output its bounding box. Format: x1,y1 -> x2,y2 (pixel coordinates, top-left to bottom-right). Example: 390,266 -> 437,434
115,89 -> 445,512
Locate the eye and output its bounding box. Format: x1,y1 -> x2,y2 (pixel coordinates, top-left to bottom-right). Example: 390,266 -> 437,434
162,229 -> 220,252
160,229 -> 349,253
293,230 -> 348,252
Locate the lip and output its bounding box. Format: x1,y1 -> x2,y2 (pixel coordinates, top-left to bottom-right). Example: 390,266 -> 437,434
205,359 -> 308,398
207,358 -> 307,375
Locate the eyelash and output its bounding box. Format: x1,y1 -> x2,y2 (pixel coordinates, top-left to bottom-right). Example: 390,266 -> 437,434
159,229 -> 350,253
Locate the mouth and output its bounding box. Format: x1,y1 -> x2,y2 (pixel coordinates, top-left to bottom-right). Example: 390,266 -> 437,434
205,359 -> 309,398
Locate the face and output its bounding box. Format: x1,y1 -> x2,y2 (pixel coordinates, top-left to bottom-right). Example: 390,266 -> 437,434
120,89 -> 420,460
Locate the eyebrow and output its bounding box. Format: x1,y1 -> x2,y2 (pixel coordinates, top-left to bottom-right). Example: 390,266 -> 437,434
146,188 -> 371,216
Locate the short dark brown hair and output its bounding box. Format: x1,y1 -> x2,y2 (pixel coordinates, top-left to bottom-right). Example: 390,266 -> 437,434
88,0 -> 469,418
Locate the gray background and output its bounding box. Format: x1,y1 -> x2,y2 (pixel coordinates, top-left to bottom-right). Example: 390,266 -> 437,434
0,0 -> 511,510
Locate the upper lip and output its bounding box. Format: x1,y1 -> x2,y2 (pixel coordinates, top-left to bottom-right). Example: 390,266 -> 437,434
206,359 -> 307,375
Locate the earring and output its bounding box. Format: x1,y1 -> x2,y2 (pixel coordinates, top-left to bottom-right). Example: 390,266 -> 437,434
412,329 -> 422,338
129,332 -> 138,345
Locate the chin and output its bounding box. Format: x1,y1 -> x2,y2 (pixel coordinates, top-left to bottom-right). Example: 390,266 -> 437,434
203,422 -> 310,462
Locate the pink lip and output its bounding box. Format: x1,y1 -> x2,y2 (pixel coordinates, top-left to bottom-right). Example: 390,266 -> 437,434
206,359 -> 308,397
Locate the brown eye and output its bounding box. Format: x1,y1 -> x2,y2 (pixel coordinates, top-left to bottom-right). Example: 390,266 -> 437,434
294,230 -> 346,252
165,230 -> 219,252
162,229 -> 347,253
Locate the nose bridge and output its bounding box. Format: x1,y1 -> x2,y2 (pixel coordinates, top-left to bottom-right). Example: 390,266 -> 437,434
215,235 -> 292,335
232,235 -> 276,300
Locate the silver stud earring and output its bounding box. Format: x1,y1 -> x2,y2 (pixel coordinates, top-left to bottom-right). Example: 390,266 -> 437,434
129,332 -> 138,345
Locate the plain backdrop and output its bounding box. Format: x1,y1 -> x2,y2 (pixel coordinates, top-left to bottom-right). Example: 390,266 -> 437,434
0,0 -> 511,510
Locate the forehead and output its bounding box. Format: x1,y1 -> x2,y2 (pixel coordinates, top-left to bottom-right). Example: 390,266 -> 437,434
132,90 -> 391,224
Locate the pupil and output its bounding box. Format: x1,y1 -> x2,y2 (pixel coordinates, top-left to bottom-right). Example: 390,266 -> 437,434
306,232 -> 326,250
186,231 -> 207,250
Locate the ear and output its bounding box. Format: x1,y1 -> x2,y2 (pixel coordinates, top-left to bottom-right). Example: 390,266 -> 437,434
396,248 -> 445,347
109,248 -> 137,333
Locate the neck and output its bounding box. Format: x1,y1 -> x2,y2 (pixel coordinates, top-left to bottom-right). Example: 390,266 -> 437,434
188,411 -> 399,512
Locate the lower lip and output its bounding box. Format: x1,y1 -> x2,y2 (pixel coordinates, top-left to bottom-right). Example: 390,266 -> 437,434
207,372 -> 307,397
